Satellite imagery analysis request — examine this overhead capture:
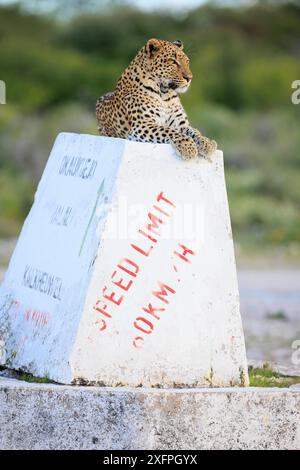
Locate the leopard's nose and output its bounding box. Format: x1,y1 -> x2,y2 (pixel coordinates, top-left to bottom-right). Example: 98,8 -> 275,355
184,74 -> 192,82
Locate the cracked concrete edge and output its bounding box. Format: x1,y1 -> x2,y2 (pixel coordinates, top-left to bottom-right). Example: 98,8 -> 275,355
0,376 -> 299,393
1,377 -> 300,450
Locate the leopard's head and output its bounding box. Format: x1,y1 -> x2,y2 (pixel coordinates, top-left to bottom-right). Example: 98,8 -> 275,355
144,38 -> 192,94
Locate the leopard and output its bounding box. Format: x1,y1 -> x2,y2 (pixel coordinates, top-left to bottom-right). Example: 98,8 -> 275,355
96,38 -> 217,161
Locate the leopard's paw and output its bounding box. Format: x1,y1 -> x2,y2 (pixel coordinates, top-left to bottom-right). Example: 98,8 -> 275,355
197,136 -> 217,161
174,137 -> 198,160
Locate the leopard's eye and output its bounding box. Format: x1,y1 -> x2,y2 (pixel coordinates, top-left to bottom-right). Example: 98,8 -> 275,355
172,59 -> 179,66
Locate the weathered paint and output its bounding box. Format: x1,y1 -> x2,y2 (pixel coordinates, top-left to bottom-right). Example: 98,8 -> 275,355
0,133 -> 248,386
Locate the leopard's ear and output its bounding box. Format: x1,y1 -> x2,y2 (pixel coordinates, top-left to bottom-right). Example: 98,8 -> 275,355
146,38 -> 162,58
173,39 -> 183,49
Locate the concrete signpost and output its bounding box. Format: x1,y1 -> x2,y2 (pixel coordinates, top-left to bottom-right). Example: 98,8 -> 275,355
0,132 -> 249,387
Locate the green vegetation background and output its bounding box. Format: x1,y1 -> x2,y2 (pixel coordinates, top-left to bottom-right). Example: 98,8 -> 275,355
0,1 -> 300,258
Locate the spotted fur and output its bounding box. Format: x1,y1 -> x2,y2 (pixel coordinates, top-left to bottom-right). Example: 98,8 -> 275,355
96,38 -> 217,160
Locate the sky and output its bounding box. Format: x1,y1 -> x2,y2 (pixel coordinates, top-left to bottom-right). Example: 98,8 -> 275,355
131,0 -> 206,10
0,0 -> 254,13
131,0 -> 252,10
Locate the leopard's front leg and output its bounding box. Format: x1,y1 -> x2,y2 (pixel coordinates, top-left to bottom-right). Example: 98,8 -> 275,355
166,102 -> 217,160
129,123 -> 198,160
183,127 -> 217,161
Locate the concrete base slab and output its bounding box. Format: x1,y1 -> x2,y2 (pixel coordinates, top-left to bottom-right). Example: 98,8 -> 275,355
0,377 -> 299,450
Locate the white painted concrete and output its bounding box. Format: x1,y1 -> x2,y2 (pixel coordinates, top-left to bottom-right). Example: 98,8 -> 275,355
0,378 -> 299,450
0,133 -> 248,386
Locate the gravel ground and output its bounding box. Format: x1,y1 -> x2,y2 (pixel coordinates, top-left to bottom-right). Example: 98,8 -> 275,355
239,269 -> 300,368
